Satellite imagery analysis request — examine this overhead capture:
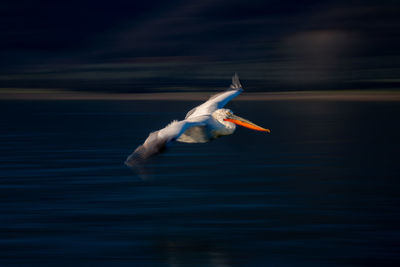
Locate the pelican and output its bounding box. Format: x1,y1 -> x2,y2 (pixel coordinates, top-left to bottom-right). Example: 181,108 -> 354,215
125,73 -> 270,167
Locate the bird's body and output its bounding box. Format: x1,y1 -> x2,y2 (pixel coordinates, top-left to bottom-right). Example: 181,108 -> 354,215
125,74 -> 270,167
177,110 -> 236,143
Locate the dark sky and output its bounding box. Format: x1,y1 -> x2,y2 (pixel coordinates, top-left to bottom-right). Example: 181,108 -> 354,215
1,0 -> 400,92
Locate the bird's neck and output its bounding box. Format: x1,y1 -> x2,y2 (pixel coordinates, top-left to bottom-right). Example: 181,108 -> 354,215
213,119 -> 236,137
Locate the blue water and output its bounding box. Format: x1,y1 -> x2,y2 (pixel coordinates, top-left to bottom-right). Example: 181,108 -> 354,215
1,100 -> 400,266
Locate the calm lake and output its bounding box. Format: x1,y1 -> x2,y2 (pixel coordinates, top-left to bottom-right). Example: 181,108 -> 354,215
1,100 -> 400,266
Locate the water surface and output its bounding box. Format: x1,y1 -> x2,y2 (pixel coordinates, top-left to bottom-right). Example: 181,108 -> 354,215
1,100 -> 400,266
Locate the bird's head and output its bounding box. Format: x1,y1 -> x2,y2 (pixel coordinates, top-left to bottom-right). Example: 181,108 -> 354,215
213,109 -> 271,133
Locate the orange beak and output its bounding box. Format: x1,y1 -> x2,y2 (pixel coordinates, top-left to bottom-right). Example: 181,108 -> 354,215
224,114 -> 271,133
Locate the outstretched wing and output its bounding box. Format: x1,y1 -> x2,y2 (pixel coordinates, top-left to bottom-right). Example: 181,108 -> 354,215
125,119 -> 206,167
185,73 -> 243,119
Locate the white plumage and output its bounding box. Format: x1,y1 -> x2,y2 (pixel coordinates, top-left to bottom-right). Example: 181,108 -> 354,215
125,73 -> 269,167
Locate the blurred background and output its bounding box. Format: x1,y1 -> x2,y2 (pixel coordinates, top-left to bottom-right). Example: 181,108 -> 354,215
1,0 -> 400,94
2,1 -> 400,266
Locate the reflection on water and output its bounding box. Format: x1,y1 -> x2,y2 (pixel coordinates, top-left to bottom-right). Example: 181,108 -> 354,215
1,100 -> 400,266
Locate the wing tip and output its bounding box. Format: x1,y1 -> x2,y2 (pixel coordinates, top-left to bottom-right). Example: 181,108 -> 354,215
124,150 -> 143,167
230,72 -> 242,89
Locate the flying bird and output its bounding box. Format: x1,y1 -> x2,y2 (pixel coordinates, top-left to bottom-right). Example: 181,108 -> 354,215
125,73 -> 270,167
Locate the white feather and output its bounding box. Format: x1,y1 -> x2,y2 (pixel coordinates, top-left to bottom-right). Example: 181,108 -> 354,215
125,74 -> 244,167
